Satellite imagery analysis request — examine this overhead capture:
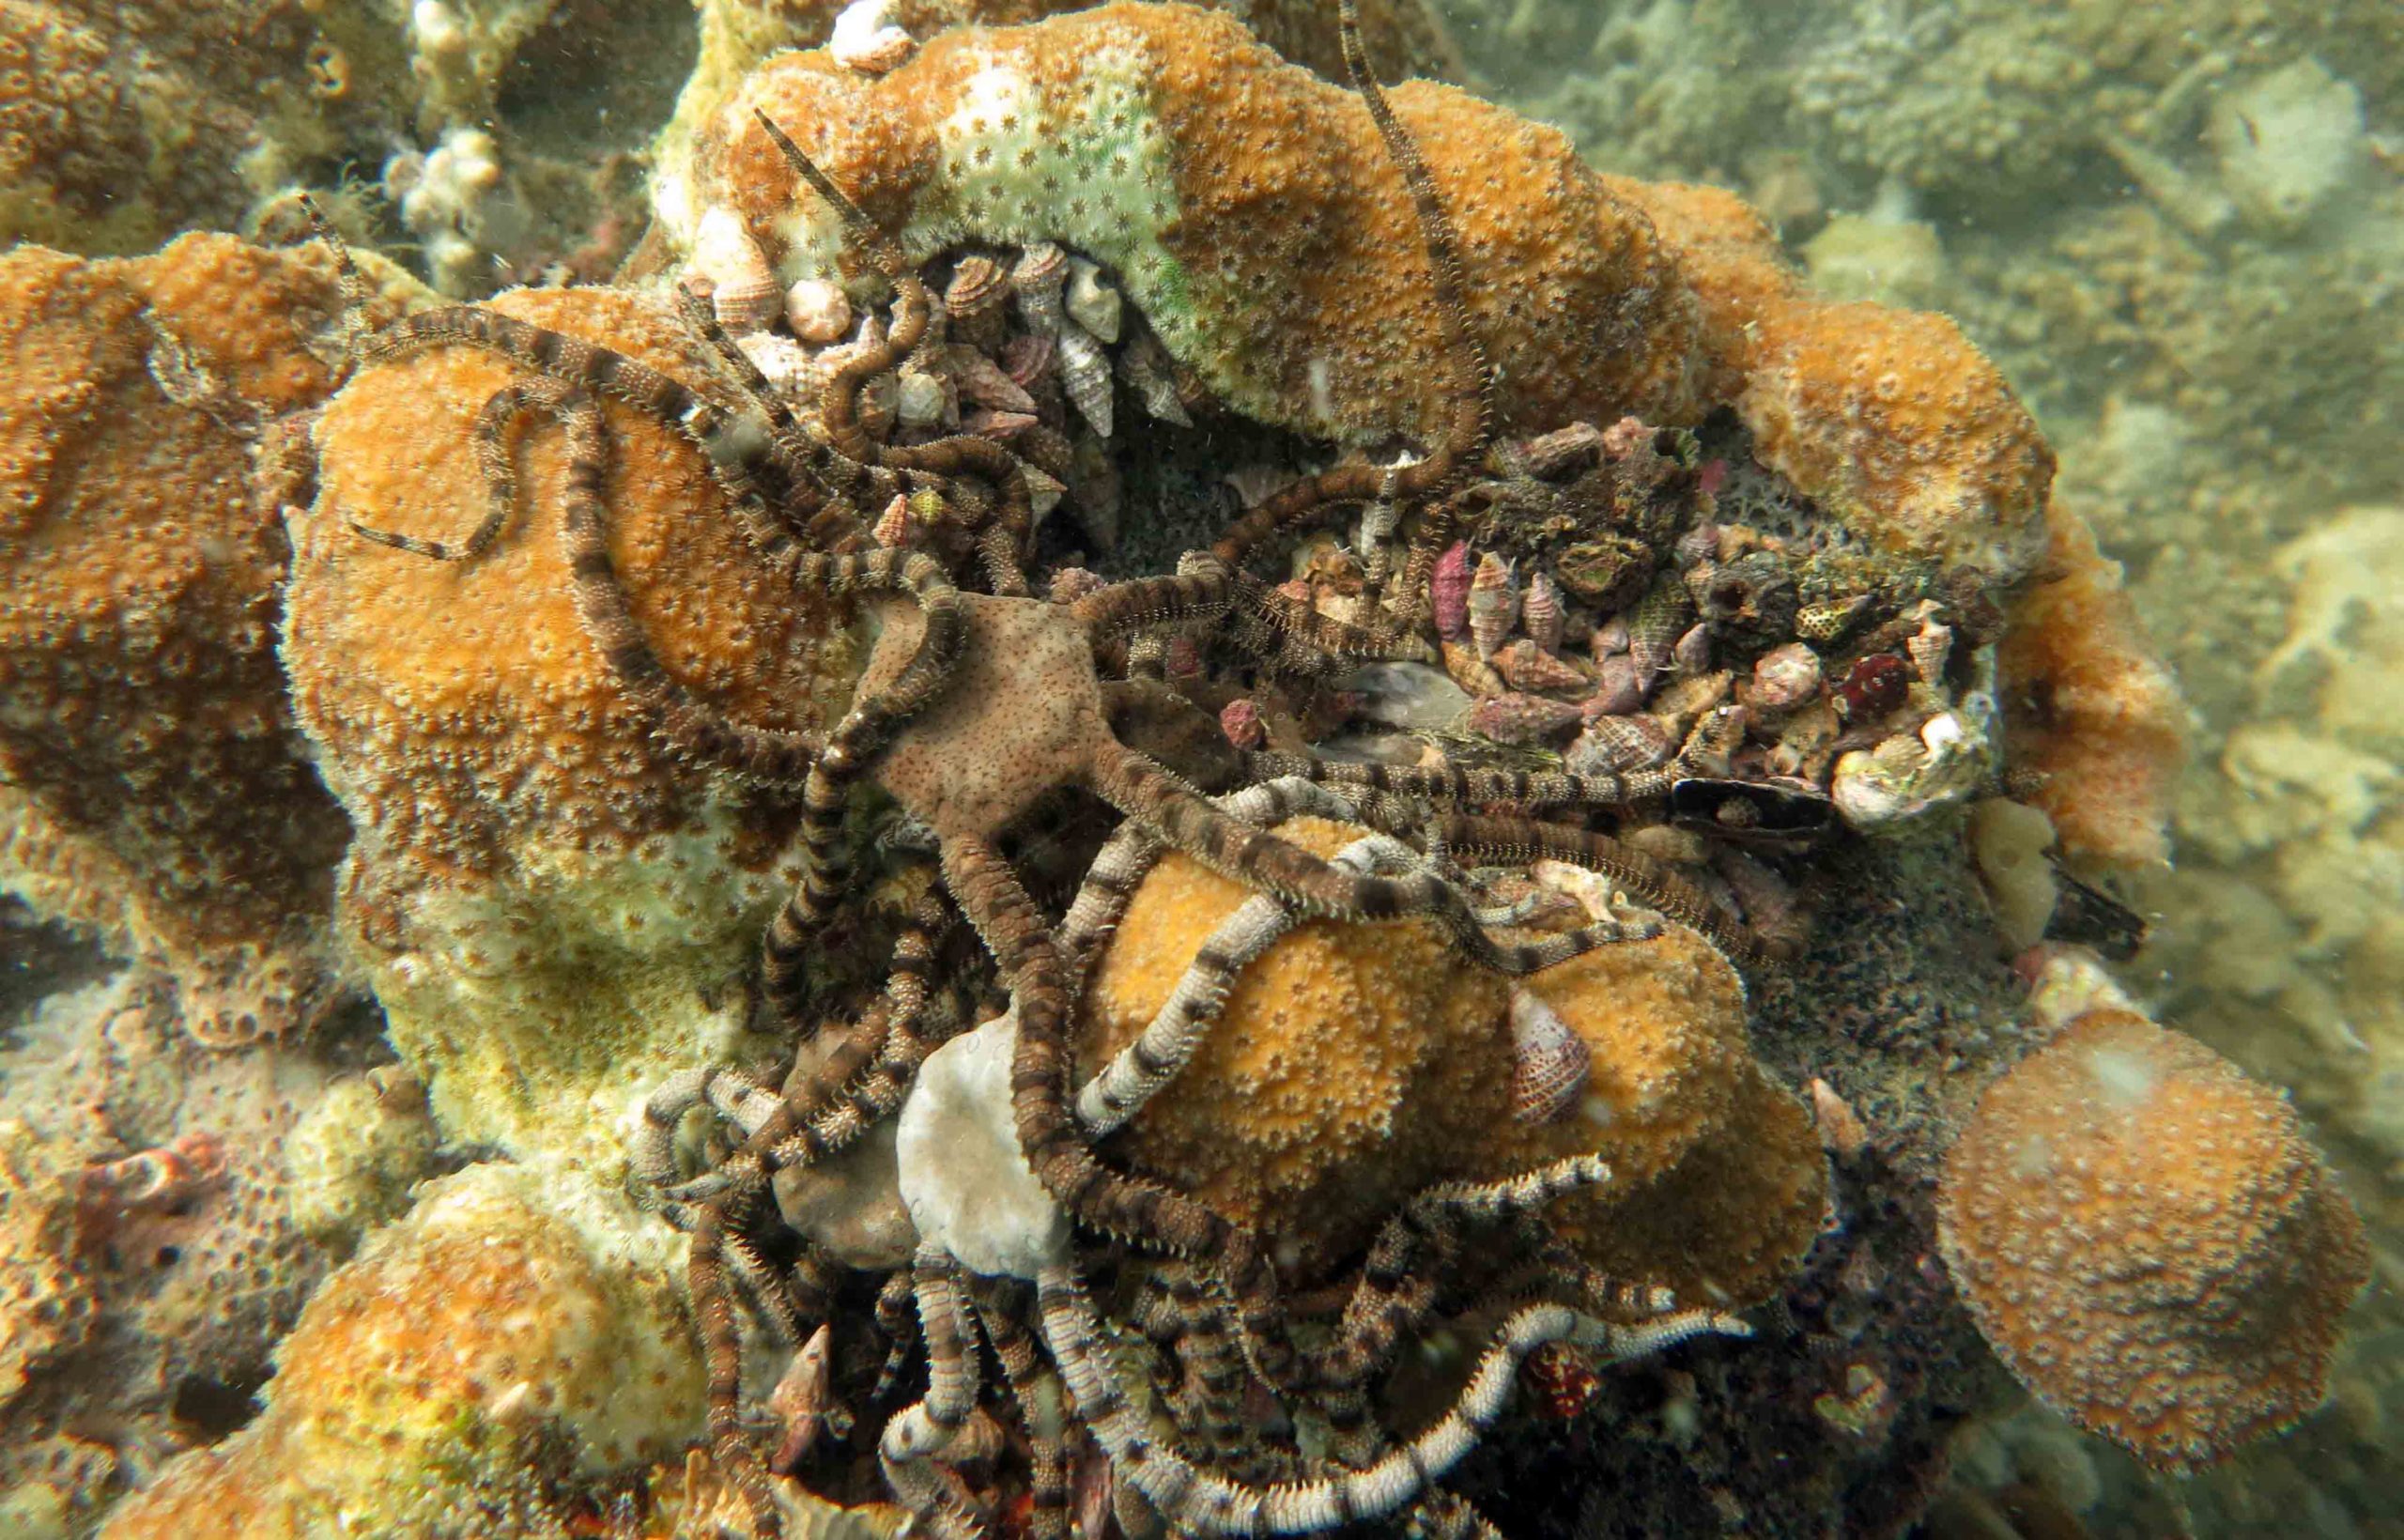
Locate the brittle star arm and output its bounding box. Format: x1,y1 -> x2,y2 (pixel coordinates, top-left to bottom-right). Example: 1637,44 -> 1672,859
1206,0 -> 1493,578
967,1279 -> 1073,1540
1037,1257 -> 1746,1537
877,1246 -> 989,1540
938,831 -> 1308,1394
1305,1155 -> 1620,1453
1086,745 -> 1657,977
758,549 -> 967,1025
1438,811 -> 1769,964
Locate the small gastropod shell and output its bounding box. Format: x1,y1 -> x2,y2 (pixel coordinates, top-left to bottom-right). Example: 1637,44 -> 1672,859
1508,988 -> 1591,1126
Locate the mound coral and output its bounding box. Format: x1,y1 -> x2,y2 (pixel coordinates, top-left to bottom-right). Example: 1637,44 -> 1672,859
0,233 -> 421,1045
675,2 -> 2050,585
285,282 -> 875,1160
1081,814 -> 1829,1303
1936,1007 -> 2370,1471
95,1161 -> 699,1540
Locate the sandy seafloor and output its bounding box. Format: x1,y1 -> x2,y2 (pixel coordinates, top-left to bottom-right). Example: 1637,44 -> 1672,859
0,0 -> 2398,1533
1424,0 -> 2404,1531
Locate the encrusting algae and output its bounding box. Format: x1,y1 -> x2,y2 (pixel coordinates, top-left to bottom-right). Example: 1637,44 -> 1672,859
0,1 -> 2373,1536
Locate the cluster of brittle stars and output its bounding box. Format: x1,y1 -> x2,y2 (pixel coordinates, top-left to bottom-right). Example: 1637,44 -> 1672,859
308,6 -> 1786,1535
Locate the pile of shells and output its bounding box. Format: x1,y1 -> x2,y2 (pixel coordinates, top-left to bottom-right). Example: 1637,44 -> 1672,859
1292,417 -> 2006,844
683,208 -> 1212,552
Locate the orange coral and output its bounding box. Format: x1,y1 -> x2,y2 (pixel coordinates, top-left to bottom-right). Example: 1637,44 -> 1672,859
285,284 -> 873,1157
678,2 -> 2049,583
686,0 -> 1456,108
1614,176 -> 2057,579
1079,816 -> 1826,1303
96,1164 -> 699,1539
0,233 -> 418,1045
291,283 -> 860,891
1995,500 -> 2189,870
0,0 -> 335,254
1937,1008 -> 2370,1472
687,4 -> 1711,449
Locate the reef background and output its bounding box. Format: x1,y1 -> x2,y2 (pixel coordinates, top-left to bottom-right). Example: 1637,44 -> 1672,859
1423,0 -> 2404,1532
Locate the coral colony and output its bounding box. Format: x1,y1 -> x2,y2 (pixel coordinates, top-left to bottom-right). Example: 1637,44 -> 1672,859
0,1 -> 2369,1536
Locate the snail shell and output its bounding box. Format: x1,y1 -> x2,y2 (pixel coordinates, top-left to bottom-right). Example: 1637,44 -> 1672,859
1566,713 -> 1674,775
1749,641 -> 1823,710
895,366 -> 949,427
1011,242 -> 1069,334
1671,622 -> 1712,678
784,277 -> 852,345
948,345 -> 1037,414
944,254 -> 1009,319
1117,330 -> 1192,426
1466,691 -> 1583,746
1065,257 -> 1123,343
829,0 -> 914,73
872,493 -> 913,547
1584,654 -> 1647,717
999,329 -> 1055,392
1522,569 -> 1566,654
1430,542 -> 1472,642
1467,552 -> 1518,662
1509,989 -> 1591,1126
1056,323 -> 1115,438
1907,611 -> 1954,686
1626,573 -> 1695,680
963,407 -> 1040,442
1796,593 -> 1871,643
693,206 -> 780,332
1493,639 -> 1588,694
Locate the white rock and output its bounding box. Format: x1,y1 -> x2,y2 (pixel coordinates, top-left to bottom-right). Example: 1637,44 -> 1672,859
895,1009 -> 1069,1280
830,0 -> 915,75
2210,58 -> 2366,234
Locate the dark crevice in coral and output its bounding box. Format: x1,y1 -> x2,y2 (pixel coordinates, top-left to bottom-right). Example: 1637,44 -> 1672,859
169,1368 -> 270,1442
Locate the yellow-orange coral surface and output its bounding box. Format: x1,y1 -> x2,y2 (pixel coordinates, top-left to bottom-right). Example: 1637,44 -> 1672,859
289,283 -> 863,937
1937,1008 -> 2370,1471
683,2 -> 2050,581
1996,500 -> 2189,870
0,233 -> 406,1040
1081,817 -> 1826,1304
